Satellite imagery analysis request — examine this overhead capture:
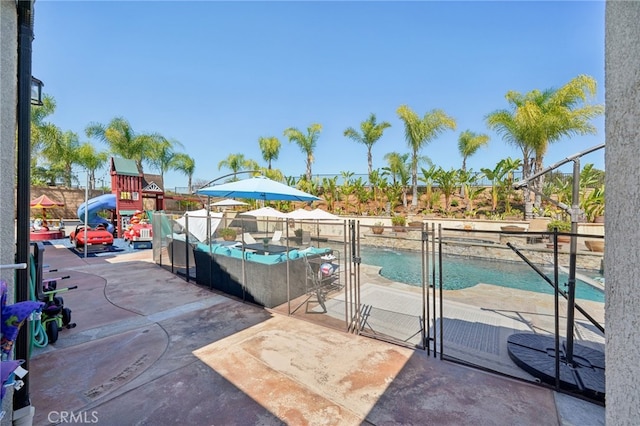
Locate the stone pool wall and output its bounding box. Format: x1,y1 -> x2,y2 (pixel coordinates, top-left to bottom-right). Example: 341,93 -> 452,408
349,229 -> 604,272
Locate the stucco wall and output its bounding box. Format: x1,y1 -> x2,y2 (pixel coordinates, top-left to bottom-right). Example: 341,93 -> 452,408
605,2 -> 640,423
0,1 -> 17,423
0,1 -> 17,281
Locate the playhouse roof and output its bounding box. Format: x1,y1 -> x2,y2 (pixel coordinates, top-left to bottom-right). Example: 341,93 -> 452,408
111,157 -> 140,176
143,173 -> 164,192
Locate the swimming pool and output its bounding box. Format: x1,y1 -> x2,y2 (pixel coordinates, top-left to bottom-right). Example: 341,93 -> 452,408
359,246 -> 605,303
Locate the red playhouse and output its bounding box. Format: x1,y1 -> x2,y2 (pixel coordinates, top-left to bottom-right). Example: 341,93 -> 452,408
110,157 -> 164,248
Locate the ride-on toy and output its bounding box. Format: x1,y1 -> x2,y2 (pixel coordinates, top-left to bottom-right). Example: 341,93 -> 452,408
39,278 -> 77,343
69,223 -> 114,249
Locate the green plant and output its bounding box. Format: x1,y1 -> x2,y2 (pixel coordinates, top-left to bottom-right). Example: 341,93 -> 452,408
391,215 -> 406,226
294,228 -> 303,238
581,184 -> 605,222
218,227 -> 237,240
547,219 -> 571,232
450,199 -> 459,207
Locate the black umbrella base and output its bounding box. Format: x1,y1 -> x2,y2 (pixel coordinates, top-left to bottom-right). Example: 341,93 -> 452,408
507,333 -> 605,402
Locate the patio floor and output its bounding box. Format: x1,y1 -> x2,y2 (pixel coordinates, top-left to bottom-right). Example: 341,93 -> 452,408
25,242 -> 604,425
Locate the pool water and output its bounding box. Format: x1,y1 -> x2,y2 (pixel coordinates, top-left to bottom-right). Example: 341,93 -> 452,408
359,246 -> 605,303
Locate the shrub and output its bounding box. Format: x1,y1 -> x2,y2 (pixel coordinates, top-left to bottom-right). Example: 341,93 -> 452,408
547,219 -> 571,232
219,227 -> 237,240
391,215 -> 406,226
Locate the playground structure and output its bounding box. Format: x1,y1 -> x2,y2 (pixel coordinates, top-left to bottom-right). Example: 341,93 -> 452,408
66,157 -> 164,249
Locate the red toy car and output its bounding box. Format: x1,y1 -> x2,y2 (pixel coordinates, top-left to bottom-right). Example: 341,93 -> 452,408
69,224 -> 114,249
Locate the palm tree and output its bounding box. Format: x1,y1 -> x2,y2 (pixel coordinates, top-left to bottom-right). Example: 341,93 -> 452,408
76,142 -> 108,190
217,153 -> 259,179
283,123 -> 322,181
146,136 -> 185,181
258,136 -> 281,170
171,153 -> 196,193
382,152 -> 410,186
30,94 -> 58,167
486,100 -> 535,217
343,113 -> 391,177
382,152 -> 411,208
434,168 -> 459,213
86,117 -> 158,172
396,105 -> 456,208
486,75 -> 603,216
527,75 -> 603,177
480,158 -> 521,214
419,165 -> 439,211
458,130 -> 490,171
40,128 -> 80,187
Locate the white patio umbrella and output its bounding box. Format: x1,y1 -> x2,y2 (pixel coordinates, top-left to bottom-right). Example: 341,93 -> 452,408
211,198 -> 248,207
287,208 -> 342,245
241,206 -> 288,219
286,208 -> 340,220
240,206 -> 288,236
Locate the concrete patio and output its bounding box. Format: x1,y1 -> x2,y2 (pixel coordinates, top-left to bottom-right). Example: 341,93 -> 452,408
26,243 -> 604,425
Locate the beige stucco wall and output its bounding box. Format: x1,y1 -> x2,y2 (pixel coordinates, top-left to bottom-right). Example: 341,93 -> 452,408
0,1 -> 17,279
605,1 -> 640,424
0,1 -> 17,423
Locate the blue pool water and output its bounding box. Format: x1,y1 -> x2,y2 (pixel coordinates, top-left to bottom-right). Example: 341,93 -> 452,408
359,246 -> 605,303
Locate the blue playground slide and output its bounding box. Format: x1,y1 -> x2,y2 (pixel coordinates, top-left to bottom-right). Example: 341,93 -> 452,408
76,193 -> 117,234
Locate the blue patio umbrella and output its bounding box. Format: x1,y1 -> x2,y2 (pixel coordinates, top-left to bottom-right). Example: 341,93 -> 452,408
196,176 -> 321,202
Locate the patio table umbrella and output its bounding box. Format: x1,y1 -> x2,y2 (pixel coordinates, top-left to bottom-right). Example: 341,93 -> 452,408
30,194 -> 64,226
196,176 -> 321,202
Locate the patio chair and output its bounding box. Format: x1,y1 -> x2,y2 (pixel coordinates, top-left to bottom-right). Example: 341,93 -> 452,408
301,230 -> 311,245
303,255 -> 328,313
270,230 -> 282,244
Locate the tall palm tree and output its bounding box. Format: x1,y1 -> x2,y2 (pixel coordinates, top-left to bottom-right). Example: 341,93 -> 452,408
86,117 -> 157,172
527,75 -> 603,177
343,113 -> 391,177
396,105 -> 456,208
283,123 -> 322,181
76,142 -> 108,190
458,130 -> 490,171
171,153 -> 196,193
258,136 -> 281,169
486,75 -> 603,216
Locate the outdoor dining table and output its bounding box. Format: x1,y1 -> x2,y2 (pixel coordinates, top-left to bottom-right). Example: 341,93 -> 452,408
243,243 -> 293,255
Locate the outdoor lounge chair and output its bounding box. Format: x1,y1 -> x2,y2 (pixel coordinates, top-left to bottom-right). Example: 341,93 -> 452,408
242,232 -> 257,244
270,230 -> 282,244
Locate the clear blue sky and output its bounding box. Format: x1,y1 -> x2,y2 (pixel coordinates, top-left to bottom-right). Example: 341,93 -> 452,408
32,1 -> 606,190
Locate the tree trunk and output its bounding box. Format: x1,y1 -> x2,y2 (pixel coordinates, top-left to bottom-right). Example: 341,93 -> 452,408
411,163 -> 418,208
